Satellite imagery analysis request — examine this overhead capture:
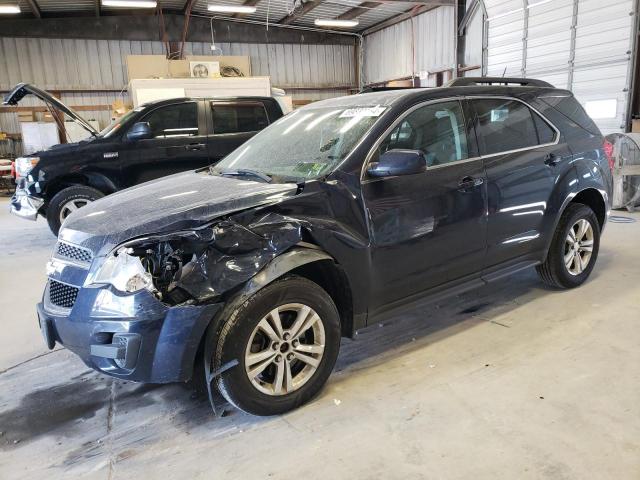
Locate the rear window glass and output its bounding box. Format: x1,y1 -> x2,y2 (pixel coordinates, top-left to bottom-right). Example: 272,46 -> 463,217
212,102 -> 269,134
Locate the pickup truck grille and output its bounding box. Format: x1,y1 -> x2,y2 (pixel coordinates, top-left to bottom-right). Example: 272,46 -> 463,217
55,241 -> 93,264
49,280 -> 79,309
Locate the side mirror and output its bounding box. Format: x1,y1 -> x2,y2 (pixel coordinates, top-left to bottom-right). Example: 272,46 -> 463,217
127,122 -> 152,141
367,149 -> 427,178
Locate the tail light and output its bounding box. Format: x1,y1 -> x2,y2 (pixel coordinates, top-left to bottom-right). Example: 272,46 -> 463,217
603,139 -> 614,170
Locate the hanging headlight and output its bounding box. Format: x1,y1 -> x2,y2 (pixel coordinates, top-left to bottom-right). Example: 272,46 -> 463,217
86,248 -> 154,293
15,156 -> 39,178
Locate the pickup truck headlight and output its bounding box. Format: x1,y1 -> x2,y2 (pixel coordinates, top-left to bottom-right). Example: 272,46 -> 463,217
86,248 -> 154,293
15,156 -> 39,178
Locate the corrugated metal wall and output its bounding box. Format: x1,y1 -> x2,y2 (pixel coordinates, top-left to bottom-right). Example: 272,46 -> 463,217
481,0 -> 637,134
362,6 -> 457,85
0,37 -> 356,156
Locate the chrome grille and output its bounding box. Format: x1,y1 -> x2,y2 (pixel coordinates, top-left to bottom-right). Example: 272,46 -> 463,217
49,280 -> 79,309
55,241 -> 93,264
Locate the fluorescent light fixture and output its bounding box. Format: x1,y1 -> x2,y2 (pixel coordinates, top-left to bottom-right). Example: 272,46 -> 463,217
102,0 -> 157,8
314,18 -> 359,28
0,4 -> 20,13
208,4 -> 257,13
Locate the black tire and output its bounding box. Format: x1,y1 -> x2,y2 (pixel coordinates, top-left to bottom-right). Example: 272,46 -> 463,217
46,185 -> 104,236
212,275 -> 341,416
536,203 -> 601,289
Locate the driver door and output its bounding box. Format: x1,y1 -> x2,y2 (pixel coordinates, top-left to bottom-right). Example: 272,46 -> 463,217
361,99 -> 488,311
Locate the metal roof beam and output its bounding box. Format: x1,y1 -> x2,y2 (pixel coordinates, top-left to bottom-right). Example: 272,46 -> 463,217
25,0 -> 41,18
279,0 -> 324,25
337,2 -> 383,20
233,0 -> 262,19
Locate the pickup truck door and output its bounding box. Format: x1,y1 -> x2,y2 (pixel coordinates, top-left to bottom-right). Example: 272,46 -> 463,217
362,99 -> 488,311
207,100 -> 271,165
121,100 -> 210,187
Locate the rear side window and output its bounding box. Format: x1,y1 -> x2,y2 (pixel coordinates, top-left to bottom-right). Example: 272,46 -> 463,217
211,102 -> 269,134
473,99 -> 539,155
533,112 -> 556,144
143,102 -> 199,138
379,100 -> 469,167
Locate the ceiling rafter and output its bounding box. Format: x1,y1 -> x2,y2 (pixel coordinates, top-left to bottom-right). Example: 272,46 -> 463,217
25,0 -> 42,18
233,0 -> 262,19
278,0 -> 325,25
337,1 -> 383,21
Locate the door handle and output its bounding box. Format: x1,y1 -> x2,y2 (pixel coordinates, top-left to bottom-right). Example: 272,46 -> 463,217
185,143 -> 206,151
458,176 -> 484,191
544,153 -> 561,166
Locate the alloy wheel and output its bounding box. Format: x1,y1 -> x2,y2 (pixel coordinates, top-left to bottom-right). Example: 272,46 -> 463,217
564,218 -> 594,276
59,199 -> 91,223
244,303 -> 326,396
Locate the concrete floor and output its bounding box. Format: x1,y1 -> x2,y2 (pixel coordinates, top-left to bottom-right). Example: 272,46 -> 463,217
0,194 -> 639,480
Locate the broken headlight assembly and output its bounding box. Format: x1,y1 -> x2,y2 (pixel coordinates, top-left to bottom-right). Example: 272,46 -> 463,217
86,248 -> 156,294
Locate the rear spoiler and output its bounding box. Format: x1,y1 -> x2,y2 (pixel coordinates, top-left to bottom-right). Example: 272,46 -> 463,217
447,77 -> 554,88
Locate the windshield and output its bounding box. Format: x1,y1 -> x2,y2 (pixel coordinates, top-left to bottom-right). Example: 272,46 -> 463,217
213,105 -> 386,180
98,108 -> 142,138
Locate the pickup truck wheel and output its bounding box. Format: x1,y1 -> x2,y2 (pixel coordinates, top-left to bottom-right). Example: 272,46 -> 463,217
47,186 -> 104,236
213,275 -> 341,416
536,203 -> 600,289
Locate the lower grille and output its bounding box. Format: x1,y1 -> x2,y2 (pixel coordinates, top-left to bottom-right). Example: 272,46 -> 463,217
49,280 -> 79,309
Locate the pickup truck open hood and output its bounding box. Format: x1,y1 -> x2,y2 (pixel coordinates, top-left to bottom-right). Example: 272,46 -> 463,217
3,83 -> 98,137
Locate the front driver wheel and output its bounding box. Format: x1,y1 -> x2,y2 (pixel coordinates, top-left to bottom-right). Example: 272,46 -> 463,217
46,185 -> 104,236
212,275 -> 341,416
536,203 -> 601,289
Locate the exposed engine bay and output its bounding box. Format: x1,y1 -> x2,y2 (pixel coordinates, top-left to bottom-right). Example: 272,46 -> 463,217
121,213 -> 305,306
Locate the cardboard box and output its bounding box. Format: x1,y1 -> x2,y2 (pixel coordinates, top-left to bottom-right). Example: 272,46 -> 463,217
126,55 -> 252,82
127,55 -> 170,81
187,55 -> 251,77
631,119 -> 640,133
17,111 -> 36,123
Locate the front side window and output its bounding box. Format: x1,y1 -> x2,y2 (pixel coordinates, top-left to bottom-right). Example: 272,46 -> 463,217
473,98 -> 555,155
379,100 -> 469,167
212,102 -> 269,134
142,102 -> 198,138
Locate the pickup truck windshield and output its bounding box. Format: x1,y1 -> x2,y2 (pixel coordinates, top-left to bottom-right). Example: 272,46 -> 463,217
99,108 -> 142,138
213,106 -> 386,180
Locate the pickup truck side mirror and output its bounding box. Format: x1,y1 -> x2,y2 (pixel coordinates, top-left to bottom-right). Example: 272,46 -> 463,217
367,149 -> 427,178
127,122 -> 152,141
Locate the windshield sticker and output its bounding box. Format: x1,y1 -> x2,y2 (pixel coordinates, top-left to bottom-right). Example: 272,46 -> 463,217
339,106 -> 386,118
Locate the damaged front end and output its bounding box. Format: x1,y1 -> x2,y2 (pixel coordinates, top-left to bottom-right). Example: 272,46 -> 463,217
92,213 -> 306,307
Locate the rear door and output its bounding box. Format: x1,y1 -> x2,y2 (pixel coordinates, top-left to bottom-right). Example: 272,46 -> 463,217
207,100 -> 271,164
122,100 -> 209,186
362,99 -> 488,310
470,97 -> 573,270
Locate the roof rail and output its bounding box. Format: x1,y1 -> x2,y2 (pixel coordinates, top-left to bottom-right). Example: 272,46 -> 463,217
447,77 -> 554,88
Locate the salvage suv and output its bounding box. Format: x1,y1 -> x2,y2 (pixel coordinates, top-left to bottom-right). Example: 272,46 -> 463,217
5,83 -> 285,235
38,78 -> 612,416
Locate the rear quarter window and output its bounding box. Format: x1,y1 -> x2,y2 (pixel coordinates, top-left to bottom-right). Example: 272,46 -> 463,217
539,95 -> 601,135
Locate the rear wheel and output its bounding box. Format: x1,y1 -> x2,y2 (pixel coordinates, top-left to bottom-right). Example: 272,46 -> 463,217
212,275 -> 341,416
46,185 -> 104,236
536,203 -> 601,289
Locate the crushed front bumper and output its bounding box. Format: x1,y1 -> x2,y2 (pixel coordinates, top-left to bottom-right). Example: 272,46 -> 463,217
37,286 -> 222,383
10,189 -> 44,221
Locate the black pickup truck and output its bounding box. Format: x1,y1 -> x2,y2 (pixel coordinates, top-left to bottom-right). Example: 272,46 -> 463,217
5,83 -> 285,235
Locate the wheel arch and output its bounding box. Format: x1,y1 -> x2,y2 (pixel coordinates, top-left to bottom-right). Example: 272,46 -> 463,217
44,172 -> 117,202
197,247 -> 355,387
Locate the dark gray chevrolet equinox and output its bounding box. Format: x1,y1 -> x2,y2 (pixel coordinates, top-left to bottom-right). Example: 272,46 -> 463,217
38,78 -> 613,416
